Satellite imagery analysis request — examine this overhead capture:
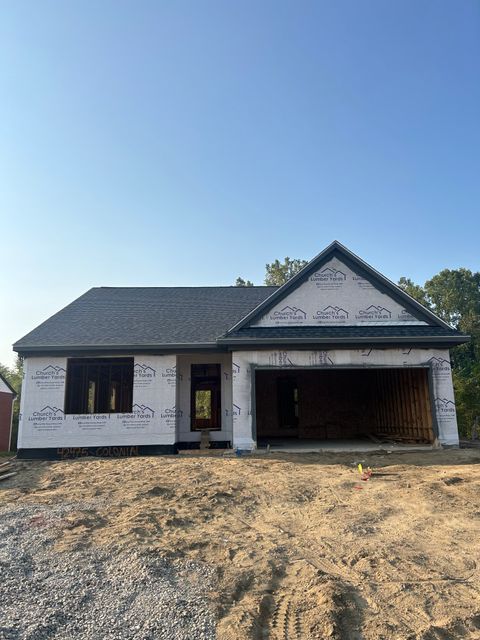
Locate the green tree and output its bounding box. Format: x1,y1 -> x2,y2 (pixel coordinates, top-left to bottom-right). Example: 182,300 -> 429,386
397,277 -> 430,307
0,357 -> 23,450
424,268 -> 480,329
398,270 -> 480,436
235,277 -> 254,287
452,367 -> 480,438
264,257 -> 308,286
235,256 -> 308,287
424,269 -> 480,436
424,269 -> 480,374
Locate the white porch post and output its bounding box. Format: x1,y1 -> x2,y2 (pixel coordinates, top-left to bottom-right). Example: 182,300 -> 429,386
231,352 -> 256,450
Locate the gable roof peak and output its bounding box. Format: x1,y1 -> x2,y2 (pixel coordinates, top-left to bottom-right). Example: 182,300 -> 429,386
225,241 -> 453,333
0,372 -> 17,397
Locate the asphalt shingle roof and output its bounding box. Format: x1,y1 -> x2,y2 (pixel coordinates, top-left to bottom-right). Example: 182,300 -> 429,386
13,285 -> 467,353
13,286 -> 278,349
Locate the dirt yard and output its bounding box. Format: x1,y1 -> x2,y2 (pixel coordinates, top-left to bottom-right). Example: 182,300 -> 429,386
1,449 -> 480,639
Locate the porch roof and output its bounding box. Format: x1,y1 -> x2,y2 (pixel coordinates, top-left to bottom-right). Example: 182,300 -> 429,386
217,325 -> 468,348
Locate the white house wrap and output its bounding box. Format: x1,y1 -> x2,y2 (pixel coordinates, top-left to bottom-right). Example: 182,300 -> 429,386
18,356 -> 177,451
14,242 -> 467,458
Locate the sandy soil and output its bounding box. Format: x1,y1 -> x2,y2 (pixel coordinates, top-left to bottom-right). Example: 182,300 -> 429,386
1,449 -> 480,639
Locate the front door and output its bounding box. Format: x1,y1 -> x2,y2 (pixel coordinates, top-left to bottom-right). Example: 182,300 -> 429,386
190,364 -> 221,430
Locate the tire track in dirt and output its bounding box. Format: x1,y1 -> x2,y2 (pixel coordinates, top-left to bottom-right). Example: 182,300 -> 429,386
268,564 -> 306,640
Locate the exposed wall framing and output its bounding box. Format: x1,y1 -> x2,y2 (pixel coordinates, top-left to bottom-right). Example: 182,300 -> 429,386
371,368 -> 434,442
255,367 -> 435,444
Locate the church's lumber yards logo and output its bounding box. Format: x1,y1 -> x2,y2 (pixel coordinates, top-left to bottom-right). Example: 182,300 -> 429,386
31,365 -> 66,380
270,306 -> 307,322
163,365 -> 182,380
434,397 -> 456,418
352,275 -> 374,289
355,305 -> 392,321
313,306 -> 349,322
117,404 -> 156,429
30,364 -> 67,391
162,365 -> 181,386
161,406 -> 182,430
134,363 -> 163,389
28,406 -> 65,423
134,363 -> 156,379
428,357 -> 451,372
310,267 -> 346,285
160,406 -> 183,419
398,309 -> 416,321
72,414 -> 110,429
128,403 -> 156,419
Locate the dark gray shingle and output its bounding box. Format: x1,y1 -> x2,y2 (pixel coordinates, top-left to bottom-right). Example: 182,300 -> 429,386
13,286 -> 467,353
221,325 -> 464,340
14,286 -> 278,349
217,324 -> 468,347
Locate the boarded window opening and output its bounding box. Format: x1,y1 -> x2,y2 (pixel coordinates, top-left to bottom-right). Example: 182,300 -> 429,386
65,358 -> 134,414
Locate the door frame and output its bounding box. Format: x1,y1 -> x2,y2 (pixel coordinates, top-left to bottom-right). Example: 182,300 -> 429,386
190,364 -> 222,431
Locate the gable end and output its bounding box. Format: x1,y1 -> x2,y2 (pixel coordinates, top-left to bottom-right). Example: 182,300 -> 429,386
225,241 -> 452,333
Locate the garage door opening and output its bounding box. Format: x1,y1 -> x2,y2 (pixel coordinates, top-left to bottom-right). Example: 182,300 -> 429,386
255,368 -> 435,446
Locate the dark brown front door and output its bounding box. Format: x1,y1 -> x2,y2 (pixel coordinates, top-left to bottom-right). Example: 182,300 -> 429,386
191,364 -> 221,430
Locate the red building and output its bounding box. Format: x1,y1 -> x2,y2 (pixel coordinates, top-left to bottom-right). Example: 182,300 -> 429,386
0,373 -> 16,451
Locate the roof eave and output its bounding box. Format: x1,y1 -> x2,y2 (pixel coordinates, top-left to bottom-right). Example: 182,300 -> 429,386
217,335 -> 469,347
13,342 -> 224,356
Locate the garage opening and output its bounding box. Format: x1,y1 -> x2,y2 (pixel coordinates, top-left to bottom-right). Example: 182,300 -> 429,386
255,368 -> 435,445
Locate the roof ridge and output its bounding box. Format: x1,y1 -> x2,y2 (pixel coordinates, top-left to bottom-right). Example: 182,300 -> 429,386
95,285 -> 278,290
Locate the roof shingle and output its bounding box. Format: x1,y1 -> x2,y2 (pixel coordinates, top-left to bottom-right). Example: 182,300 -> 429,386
13,286 -> 278,350
13,285 -> 467,353
219,325 -> 465,341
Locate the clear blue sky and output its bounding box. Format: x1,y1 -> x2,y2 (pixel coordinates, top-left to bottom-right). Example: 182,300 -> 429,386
1,1 -> 479,366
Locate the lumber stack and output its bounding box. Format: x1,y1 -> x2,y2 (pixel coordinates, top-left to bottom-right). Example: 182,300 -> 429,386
0,459 -> 16,482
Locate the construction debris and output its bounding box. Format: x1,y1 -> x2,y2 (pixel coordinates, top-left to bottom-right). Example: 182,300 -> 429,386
0,459 -> 16,482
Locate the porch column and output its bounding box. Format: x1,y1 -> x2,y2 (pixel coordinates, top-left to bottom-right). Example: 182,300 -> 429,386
231,352 -> 256,450
430,350 -> 460,446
